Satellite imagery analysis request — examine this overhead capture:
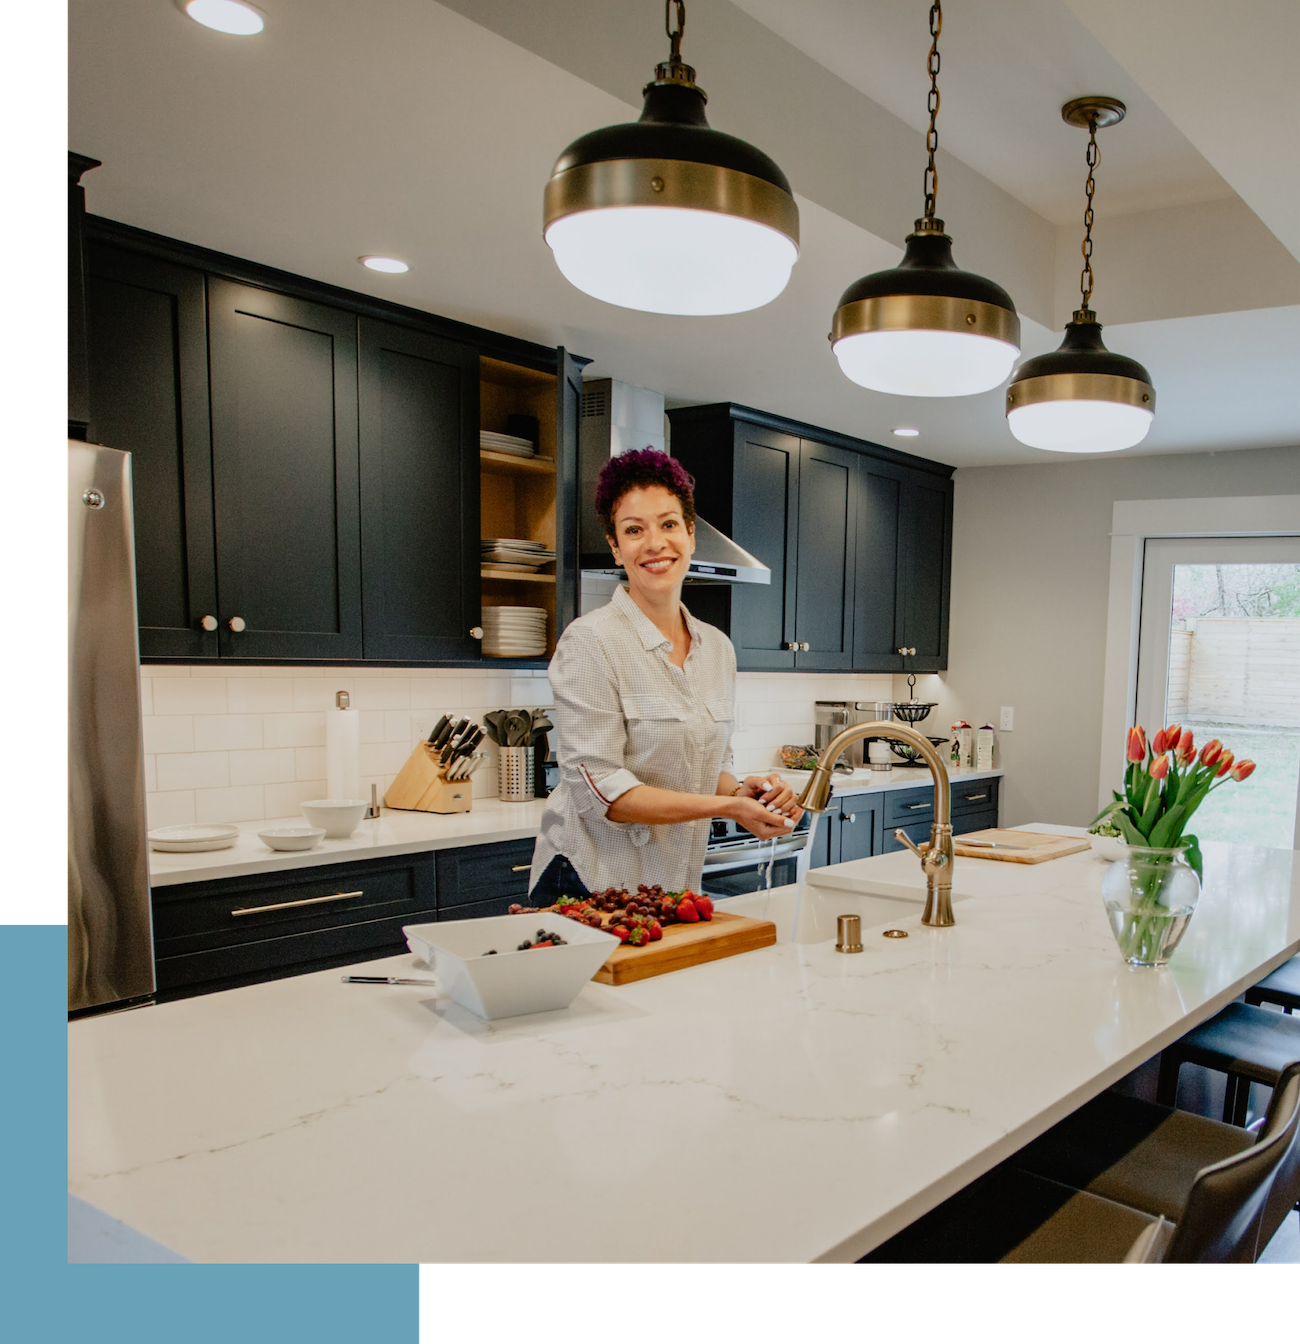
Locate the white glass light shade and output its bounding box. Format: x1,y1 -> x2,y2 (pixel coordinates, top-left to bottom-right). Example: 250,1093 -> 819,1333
544,207 -> 797,316
359,256 -> 410,274
1007,399 -> 1153,453
832,328 -> 1019,398
179,0 -> 265,35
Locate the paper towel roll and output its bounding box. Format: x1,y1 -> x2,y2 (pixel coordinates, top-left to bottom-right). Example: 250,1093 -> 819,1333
326,706 -> 361,800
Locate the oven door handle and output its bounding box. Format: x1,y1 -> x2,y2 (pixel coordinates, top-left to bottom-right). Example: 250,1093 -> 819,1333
702,837 -> 807,875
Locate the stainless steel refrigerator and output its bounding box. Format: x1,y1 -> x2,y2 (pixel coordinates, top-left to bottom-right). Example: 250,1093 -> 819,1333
68,440 -> 154,1015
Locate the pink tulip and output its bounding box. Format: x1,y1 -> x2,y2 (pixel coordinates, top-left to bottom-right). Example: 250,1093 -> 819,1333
1230,759 -> 1255,782
1126,726 -> 1147,763
1148,753 -> 1170,780
1175,730 -> 1195,764
1199,739 -> 1223,767
1215,751 -> 1234,777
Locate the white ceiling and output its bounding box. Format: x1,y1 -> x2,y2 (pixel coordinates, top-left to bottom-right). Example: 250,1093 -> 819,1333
67,0 -> 1300,468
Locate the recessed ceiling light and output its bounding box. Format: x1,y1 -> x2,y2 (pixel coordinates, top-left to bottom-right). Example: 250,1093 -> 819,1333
359,256 -> 411,274
176,0 -> 265,36
892,427 -> 920,437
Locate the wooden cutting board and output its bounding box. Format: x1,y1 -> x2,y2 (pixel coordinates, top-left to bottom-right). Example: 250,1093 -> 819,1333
593,911 -> 776,985
944,828 -> 1091,863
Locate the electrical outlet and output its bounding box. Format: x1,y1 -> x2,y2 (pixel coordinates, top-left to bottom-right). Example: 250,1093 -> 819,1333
999,706 -> 1015,731
413,718 -> 432,743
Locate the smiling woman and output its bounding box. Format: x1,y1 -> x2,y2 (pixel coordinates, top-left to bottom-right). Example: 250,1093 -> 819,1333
527,449 -> 802,902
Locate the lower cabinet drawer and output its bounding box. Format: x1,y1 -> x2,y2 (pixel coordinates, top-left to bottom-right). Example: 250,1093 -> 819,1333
155,910 -> 433,999
952,781 -> 999,816
953,807 -> 999,836
885,789 -> 935,827
435,839 -> 537,910
440,894 -> 530,922
884,817 -> 932,853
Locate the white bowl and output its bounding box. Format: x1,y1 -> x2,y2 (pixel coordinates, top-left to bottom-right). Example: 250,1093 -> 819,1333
402,913 -> 618,1021
300,799 -> 369,839
1089,834 -> 1130,862
258,825 -> 326,852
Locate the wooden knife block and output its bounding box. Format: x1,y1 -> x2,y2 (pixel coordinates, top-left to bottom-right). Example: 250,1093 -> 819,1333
384,743 -> 474,814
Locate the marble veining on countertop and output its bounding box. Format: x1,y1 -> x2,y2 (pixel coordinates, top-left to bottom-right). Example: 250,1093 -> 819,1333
147,768 -> 1003,887
70,829 -> 1298,1263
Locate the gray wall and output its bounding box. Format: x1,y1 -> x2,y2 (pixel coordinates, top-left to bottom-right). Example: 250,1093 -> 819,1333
896,445 -> 1300,829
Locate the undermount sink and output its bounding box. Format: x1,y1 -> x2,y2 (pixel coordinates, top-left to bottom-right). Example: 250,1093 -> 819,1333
716,881 -> 966,944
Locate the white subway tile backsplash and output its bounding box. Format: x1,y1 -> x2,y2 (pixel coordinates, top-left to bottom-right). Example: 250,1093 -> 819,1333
265,779 -> 328,820
194,785 -> 265,823
263,714 -> 327,749
226,679 -> 296,714
294,679 -> 352,713
384,710 -> 414,743
360,741 -> 411,776
351,679 -> 410,710
157,751 -> 229,792
152,677 -> 227,716
138,678 -> 152,716
359,711 -> 385,745
143,754 -> 157,792
411,678 -> 455,710
146,790 -> 195,828
230,747 -> 297,786
142,715 -> 194,755
142,665 -> 191,678
194,714 -> 262,752
294,746 -> 327,780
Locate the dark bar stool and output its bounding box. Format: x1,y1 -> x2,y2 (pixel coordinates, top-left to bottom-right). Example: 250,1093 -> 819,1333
1245,955 -> 1300,1014
1157,1001 -> 1300,1126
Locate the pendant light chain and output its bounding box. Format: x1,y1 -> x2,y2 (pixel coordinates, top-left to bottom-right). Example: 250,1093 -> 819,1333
922,0 -> 943,223
1078,115 -> 1100,317
666,0 -> 685,65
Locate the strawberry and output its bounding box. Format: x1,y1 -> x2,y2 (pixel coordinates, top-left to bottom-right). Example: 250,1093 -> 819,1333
626,925 -> 649,947
647,920 -> 663,941
612,925 -> 630,943
676,897 -> 700,923
692,894 -> 714,921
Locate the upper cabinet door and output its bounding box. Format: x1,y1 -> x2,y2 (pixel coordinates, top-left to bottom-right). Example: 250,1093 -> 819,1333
793,438 -> 857,669
852,460 -> 904,671
729,424 -> 800,670
555,347 -> 583,637
899,475 -> 953,668
358,320 -> 479,662
207,280 -> 362,661
87,244 -> 218,660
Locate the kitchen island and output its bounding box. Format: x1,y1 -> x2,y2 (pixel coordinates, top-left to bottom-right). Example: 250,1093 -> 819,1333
69,825 -> 1298,1263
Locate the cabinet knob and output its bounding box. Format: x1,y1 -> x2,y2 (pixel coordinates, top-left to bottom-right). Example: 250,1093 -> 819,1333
470,627 -> 484,640
845,812 -> 856,823
898,646 -> 916,656
785,641 -> 797,651
799,642 -> 810,652
228,616 -> 246,633
200,615 -> 218,632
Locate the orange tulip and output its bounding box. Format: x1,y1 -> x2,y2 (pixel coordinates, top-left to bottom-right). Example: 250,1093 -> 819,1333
1148,753 -> 1170,780
1175,729 -> 1195,764
1164,724 -> 1182,747
1126,726 -> 1147,762
1215,751 -> 1234,777
1199,739 -> 1223,768
1152,728 -> 1168,754
1230,759 -> 1256,782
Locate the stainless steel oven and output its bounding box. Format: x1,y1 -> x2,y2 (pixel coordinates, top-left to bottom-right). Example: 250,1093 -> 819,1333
700,813 -> 814,898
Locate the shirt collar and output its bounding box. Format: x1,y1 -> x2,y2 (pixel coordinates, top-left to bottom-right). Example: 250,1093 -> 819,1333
613,585 -> 699,655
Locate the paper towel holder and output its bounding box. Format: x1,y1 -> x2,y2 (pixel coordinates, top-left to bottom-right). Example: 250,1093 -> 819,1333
336,690 -> 350,709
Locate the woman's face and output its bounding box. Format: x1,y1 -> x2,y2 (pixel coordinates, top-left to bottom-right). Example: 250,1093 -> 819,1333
608,485 -> 696,601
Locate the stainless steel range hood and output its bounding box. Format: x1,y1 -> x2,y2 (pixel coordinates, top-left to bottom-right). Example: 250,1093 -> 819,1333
579,378 -> 770,586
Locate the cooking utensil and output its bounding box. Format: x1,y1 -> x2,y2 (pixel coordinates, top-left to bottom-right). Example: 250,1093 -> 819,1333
483,710 -> 507,745
341,976 -> 437,987
503,710 -> 531,747
427,714 -> 450,744
431,718 -> 455,751
529,711 -> 553,744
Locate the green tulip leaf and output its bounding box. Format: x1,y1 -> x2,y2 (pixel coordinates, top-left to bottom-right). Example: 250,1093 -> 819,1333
1183,834 -> 1203,881
1116,811 -> 1146,848
1149,804 -> 1187,850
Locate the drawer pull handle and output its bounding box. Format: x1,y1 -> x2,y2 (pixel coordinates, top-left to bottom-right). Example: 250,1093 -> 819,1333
230,889 -> 363,917
510,864 -> 531,872
903,802 -> 930,811
962,793 -> 988,802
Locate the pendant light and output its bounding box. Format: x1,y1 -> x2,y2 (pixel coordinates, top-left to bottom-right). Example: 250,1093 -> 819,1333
1006,98 -> 1155,453
830,2 -> 1019,397
542,1 -> 799,315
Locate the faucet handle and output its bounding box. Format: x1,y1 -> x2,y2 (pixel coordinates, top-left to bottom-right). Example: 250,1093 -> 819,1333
894,828 -> 925,859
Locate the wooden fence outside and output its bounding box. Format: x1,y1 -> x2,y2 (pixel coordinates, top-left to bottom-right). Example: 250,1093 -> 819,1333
1165,618 -> 1300,728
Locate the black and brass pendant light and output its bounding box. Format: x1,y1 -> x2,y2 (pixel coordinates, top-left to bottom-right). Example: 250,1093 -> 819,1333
830,1 -> 1020,397
543,1 -> 799,315
1006,97 -> 1155,452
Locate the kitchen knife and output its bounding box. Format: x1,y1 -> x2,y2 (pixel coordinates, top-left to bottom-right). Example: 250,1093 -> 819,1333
427,714 -> 450,745
439,719 -> 470,763
454,726 -> 484,759
958,839 -> 1039,851
431,718 -> 455,751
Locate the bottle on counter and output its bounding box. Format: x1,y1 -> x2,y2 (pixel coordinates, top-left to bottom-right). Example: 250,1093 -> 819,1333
977,724 -> 995,770
951,721 -> 973,769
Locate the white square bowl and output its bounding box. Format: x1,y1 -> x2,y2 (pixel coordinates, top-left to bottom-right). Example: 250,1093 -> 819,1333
403,914 -> 618,1021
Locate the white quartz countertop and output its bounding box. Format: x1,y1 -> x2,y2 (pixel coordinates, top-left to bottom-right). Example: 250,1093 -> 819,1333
70,824 -> 1298,1264
146,768 -> 1004,887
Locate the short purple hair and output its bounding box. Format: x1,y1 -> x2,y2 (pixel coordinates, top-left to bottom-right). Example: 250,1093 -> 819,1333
595,448 -> 696,539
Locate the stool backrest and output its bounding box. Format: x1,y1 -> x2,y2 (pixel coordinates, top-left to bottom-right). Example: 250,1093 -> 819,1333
1165,1060 -> 1300,1263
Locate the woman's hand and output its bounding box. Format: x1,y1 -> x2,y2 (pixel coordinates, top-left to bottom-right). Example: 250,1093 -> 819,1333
738,774 -> 804,823
727,796 -> 799,840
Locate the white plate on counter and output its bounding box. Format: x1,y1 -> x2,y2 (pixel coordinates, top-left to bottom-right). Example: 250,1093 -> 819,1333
148,823 -> 240,852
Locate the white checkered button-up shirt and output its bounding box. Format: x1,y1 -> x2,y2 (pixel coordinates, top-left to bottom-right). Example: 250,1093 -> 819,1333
530,585 -> 736,894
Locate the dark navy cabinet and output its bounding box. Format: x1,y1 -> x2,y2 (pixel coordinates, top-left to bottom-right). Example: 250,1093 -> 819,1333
669,403 -> 954,674
881,777 -> 1001,853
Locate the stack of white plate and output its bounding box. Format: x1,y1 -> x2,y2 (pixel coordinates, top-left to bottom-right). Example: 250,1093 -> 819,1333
482,605 -> 548,657
481,538 -> 556,570
480,431 -> 536,458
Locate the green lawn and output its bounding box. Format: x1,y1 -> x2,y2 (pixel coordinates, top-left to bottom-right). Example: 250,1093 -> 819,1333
1180,723 -> 1300,849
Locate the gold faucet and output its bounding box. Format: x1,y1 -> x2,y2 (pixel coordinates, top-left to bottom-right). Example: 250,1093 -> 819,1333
797,721 -> 955,927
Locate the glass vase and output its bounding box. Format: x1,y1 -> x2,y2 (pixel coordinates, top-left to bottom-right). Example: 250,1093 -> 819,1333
1100,845 -> 1201,968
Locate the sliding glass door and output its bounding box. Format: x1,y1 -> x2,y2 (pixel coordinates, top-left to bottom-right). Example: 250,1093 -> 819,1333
1136,536 -> 1300,848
